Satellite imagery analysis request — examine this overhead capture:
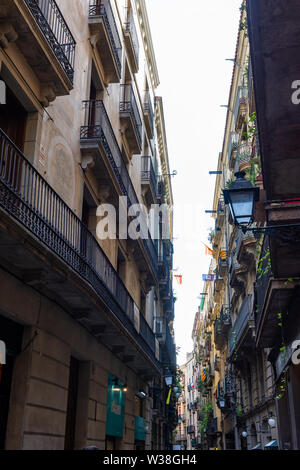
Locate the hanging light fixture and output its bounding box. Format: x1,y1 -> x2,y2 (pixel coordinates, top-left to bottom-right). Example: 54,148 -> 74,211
222,172 -> 300,242
223,171 -> 259,226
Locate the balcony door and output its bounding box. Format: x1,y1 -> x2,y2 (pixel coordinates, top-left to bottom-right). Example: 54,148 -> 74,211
0,84 -> 27,152
0,83 -> 27,193
81,185 -> 97,264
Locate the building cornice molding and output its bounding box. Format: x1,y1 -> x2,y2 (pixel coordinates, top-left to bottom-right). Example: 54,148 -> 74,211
155,97 -> 173,209
134,0 -> 160,89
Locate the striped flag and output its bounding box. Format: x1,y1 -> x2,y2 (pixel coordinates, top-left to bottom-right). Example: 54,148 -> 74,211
203,243 -> 214,256
174,275 -> 183,285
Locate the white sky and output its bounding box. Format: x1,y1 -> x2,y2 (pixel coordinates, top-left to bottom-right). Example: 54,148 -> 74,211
146,0 -> 242,365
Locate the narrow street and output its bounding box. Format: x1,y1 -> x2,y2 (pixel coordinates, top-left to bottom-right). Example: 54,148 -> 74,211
0,0 -> 299,457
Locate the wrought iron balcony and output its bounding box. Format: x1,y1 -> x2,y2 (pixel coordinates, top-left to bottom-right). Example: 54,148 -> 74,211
141,156 -> 157,205
236,142 -> 253,172
187,425 -> 195,434
89,0 -> 122,83
206,418 -> 218,435
224,367 -> 236,398
228,252 -> 247,295
215,197 -> 225,228
143,92 -> 154,138
0,0 -> 76,100
254,236 -> 297,348
234,85 -> 248,131
236,228 -> 257,265
80,100 -> 158,281
214,306 -> 231,350
229,294 -> 255,357
157,176 -> 165,203
158,243 -> 170,284
255,236 -> 272,337
217,255 -> 228,278
124,7 -> 139,73
0,128 -> 158,365
120,84 -> 142,153
161,325 -> 176,369
25,0 -> 76,83
228,131 -> 239,170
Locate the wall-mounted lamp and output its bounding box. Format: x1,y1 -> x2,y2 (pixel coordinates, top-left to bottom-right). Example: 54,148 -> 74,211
223,171 -> 300,243
164,368 -> 173,387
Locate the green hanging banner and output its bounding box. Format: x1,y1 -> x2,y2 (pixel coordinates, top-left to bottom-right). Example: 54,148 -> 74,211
134,416 -> 146,441
200,296 -> 205,311
105,374 -> 125,438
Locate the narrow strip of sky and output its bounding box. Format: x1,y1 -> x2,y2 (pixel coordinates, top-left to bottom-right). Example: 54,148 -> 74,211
146,0 -> 243,365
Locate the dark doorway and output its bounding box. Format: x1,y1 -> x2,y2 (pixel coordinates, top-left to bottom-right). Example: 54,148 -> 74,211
0,82 -> 28,195
225,432 -> 235,450
0,82 -> 27,151
105,436 -> 116,450
64,356 -> 79,450
0,315 -> 24,449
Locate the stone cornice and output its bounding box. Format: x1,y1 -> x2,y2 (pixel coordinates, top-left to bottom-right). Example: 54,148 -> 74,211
134,0 -> 160,89
155,96 -> 173,209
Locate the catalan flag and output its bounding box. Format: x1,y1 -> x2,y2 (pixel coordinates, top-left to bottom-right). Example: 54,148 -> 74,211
203,243 -> 213,256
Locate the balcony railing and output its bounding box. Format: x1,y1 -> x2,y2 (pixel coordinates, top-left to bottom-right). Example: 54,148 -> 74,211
236,142 -> 253,171
143,92 -> 154,137
187,426 -> 195,434
214,306 -> 231,350
120,84 -> 142,148
228,131 -> 239,169
25,0 -> 76,83
215,197 -> 225,229
124,7 -> 139,69
229,294 -> 254,356
0,128 -> 158,361
80,100 -> 158,278
89,0 -> 122,75
158,245 -> 169,283
157,176 -> 165,203
141,156 -> 157,199
234,85 -> 248,129
206,418 -> 218,435
163,325 -> 176,369
224,367 -> 235,397
255,236 -> 272,333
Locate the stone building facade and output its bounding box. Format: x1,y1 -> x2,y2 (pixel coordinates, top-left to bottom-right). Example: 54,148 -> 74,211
190,2 -> 280,451
0,0 -> 176,450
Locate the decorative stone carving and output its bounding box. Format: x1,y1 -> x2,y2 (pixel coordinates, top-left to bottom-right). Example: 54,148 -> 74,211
81,155 -> 95,170
0,22 -> 18,49
41,85 -> 56,107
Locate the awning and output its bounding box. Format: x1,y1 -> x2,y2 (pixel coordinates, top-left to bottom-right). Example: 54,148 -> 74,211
265,440 -> 278,449
250,444 -> 262,450
0,341 -> 6,365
